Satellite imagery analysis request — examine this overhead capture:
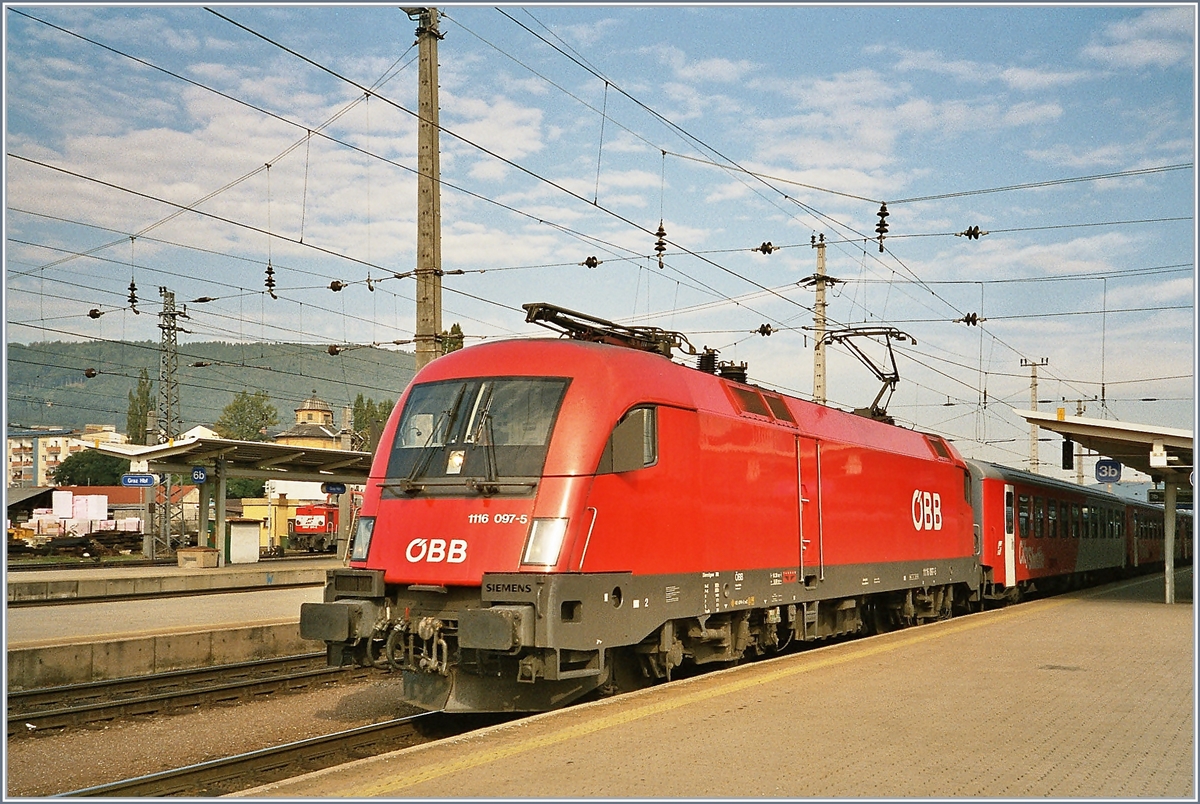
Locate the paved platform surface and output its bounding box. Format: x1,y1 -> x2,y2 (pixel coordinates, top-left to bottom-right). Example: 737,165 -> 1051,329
238,567 -> 1195,799
6,586 -> 322,647
6,556 -> 339,603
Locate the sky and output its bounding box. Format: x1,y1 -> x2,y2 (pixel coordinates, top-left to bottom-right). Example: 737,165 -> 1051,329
3,3 -> 1196,484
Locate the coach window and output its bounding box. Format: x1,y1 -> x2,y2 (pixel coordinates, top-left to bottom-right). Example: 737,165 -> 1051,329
1047,500 -> 1058,539
1033,497 -> 1044,538
1018,495 -> 1030,539
1072,504 -> 1081,539
597,406 -> 658,474
1005,489 -> 1015,535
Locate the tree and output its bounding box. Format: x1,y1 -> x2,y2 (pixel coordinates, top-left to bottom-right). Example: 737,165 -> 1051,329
353,393 -> 395,451
440,322 -> 464,354
126,367 -> 154,445
225,477 -> 266,499
214,390 -> 279,441
51,449 -> 130,486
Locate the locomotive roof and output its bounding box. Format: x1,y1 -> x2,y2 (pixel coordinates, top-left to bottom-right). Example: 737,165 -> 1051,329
408,337 -> 965,469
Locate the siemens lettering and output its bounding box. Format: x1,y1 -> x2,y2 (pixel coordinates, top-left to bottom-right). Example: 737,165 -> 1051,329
485,582 -> 533,594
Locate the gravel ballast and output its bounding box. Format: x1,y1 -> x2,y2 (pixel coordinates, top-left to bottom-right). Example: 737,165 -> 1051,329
6,677 -> 421,797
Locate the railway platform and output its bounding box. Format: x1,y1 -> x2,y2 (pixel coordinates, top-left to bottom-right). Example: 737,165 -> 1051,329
238,567 -> 1195,799
5,557 -> 337,690
5,555 -> 339,604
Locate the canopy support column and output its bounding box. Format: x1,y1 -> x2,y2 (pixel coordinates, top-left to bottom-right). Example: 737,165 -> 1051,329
1164,481 -> 1177,604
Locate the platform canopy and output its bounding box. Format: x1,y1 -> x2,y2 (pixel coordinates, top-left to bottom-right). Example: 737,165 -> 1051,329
95,435 -> 374,484
1010,409 -> 1192,485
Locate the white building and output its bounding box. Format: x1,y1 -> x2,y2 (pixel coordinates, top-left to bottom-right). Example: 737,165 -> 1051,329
6,424 -> 129,488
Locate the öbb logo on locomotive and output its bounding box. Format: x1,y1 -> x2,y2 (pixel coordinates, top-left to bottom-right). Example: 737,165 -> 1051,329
300,302 -> 1190,716
404,538 -> 467,563
911,489 -> 943,531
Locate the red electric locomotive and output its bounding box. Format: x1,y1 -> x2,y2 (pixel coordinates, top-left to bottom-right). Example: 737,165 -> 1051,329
301,304 -> 982,712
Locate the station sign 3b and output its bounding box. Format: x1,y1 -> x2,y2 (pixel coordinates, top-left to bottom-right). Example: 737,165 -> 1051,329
1095,459 -> 1122,484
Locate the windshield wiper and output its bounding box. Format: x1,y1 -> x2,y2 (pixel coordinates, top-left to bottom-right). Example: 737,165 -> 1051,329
386,394 -> 463,495
469,407 -> 500,496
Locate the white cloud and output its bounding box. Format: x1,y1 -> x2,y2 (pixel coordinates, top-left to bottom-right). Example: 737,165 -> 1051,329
444,95 -> 545,164
655,45 -> 758,84
1082,7 -> 1195,69
998,66 -> 1089,91
885,47 -> 1091,90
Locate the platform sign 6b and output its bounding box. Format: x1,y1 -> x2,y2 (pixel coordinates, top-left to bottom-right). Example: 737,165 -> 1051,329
1095,459 -> 1122,483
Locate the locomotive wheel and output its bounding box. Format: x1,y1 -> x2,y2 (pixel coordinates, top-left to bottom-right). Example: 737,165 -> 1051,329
863,599 -> 891,635
598,647 -> 655,698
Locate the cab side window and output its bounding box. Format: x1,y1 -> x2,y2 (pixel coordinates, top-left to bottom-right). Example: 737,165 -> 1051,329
597,407 -> 657,474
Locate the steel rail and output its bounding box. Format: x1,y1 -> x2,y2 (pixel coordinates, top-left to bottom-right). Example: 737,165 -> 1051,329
56,714 -> 436,798
8,653 -> 369,736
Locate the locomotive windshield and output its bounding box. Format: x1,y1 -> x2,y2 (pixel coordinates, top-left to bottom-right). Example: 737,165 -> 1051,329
385,377 -> 569,491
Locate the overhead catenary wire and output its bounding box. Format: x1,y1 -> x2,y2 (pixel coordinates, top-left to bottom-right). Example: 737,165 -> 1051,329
9,8 -> 1189,461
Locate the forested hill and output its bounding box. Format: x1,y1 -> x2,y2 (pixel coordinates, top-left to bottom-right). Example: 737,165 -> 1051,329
7,340 -> 416,438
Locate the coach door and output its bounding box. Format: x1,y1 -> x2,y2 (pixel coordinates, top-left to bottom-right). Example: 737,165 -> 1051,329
1003,484 -> 1017,586
797,437 -> 823,585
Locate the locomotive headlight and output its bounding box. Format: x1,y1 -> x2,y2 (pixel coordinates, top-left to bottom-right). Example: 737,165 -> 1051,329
350,516 -> 375,562
521,518 -> 568,566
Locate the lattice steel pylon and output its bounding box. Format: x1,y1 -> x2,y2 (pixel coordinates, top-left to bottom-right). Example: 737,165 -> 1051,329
154,287 -> 188,556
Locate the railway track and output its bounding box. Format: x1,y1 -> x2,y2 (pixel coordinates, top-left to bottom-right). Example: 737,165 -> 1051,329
59,715 -> 432,797
8,653 -> 369,737
58,712 -> 513,797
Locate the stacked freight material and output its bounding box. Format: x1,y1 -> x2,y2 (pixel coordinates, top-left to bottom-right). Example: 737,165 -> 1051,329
301,303 -> 1192,714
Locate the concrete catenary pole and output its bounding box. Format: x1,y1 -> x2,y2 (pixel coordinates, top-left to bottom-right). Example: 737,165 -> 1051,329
1021,358 -> 1048,473
812,234 -> 828,405
409,7 -> 443,373
1075,400 -> 1085,485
